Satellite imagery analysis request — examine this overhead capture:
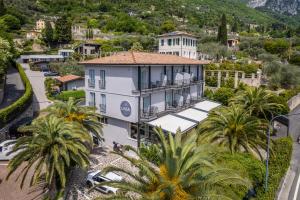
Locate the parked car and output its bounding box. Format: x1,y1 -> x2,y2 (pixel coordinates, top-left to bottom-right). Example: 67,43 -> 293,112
86,170 -> 123,194
0,140 -> 17,160
44,71 -> 59,76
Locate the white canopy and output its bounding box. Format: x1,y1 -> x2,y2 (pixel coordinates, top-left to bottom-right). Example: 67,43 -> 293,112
194,100 -> 221,112
177,108 -> 208,123
147,114 -> 197,134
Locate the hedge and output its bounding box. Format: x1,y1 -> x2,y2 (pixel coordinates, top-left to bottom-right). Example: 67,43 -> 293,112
0,63 -> 33,127
218,153 -> 265,199
256,137 -> 293,200
55,90 -> 85,101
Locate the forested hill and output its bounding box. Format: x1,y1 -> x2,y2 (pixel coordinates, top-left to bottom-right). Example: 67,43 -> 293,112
3,0 -> 300,33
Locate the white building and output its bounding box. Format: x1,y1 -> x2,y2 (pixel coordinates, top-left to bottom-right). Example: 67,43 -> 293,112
81,52 -> 220,148
58,49 -> 74,58
158,31 -> 198,59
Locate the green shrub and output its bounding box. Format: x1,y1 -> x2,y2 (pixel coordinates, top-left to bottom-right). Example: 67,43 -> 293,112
0,63 -> 33,127
211,87 -> 235,106
55,90 -> 85,101
139,143 -> 161,165
219,153 -> 265,199
264,39 -> 289,55
256,137 -> 293,200
205,76 -> 218,87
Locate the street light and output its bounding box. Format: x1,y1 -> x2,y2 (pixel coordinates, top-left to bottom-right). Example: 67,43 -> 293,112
265,112 -> 300,191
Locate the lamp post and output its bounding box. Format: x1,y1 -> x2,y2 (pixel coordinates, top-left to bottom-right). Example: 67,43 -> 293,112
265,112 -> 300,191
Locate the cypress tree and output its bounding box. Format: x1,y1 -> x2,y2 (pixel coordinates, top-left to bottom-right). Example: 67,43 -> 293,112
54,15 -> 72,43
0,0 -> 6,16
232,21 -> 238,33
217,14 -> 228,46
43,21 -> 53,45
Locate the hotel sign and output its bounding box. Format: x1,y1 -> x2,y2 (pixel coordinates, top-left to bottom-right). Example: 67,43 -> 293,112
120,101 -> 131,117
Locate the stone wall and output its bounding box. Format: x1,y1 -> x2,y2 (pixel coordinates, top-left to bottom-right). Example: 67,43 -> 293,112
288,93 -> 300,111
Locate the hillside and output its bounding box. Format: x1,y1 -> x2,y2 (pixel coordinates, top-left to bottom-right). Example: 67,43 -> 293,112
3,0 -> 299,33
248,0 -> 300,15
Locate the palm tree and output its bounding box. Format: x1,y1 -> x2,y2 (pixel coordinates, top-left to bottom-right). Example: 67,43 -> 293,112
46,97 -> 103,143
94,128 -> 251,200
229,87 -> 285,120
198,106 -> 268,160
6,115 -> 91,199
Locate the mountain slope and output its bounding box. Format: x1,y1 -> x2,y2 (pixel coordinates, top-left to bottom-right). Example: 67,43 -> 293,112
248,0 -> 300,15
3,0 -> 299,31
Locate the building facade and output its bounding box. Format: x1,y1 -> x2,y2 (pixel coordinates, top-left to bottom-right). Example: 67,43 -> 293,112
74,43 -> 101,57
81,52 -> 210,148
158,31 -> 198,59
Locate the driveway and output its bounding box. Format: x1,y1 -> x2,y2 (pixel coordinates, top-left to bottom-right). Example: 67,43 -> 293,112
20,63 -> 52,112
0,67 -> 25,109
0,161 -> 44,200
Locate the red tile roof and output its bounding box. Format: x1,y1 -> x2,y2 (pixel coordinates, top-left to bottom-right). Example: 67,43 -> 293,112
56,75 -> 82,83
80,52 -> 210,65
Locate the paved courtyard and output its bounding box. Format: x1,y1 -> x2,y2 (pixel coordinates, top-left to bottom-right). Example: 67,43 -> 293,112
66,146 -> 137,200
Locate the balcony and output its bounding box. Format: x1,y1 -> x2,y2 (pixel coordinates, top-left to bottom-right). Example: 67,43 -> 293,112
99,104 -> 106,113
99,80 -> 105,89
140,106 -> 159,121
140,97 -> 203,122
88,79 -> 95,88
88,101 -> 96,107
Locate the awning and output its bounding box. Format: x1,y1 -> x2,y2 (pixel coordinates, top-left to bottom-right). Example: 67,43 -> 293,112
147,100 -> 221,134
194,100 -> 221,112
147,114 -> 197,134
177,108 -> 208,123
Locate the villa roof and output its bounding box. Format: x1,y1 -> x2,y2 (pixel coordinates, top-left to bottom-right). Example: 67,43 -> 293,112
56,75 -> 82,83
158,31 -> 196,38
80,52 -> 210,65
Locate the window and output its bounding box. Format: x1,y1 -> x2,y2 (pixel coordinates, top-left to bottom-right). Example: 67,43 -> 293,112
173,51 -> 179,56
88,69 -> 95,88
143,95 -> 151,113
168,39 -> 172,46
176,38 -> 180,45
161,39 -> 164,46
99,117 -> 108,124
166,90 -> 173,109
173,38 -> 176,46
89,92 -> 95,107
100,94 -> 106,113
91,49 -> 95,54
99,70 -> 106,89
130,123 -> 138,139
183,38 -> 186,45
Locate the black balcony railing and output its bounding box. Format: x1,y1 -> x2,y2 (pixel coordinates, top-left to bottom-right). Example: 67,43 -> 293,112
88,79 -> 95,88
99,104 -> 106,113
99,80 -> 105,89
88,102 -> 95,107
140,106 -> 159,120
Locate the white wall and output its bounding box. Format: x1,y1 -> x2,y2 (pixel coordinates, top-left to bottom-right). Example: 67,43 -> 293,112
85,65 -> 139,123
102,118 -> 137,148
158,35 -> 197,59
66,80 -> 85,90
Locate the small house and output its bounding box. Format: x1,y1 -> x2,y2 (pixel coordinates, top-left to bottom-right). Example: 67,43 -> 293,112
56,75 -> 84,91
58,49 -> 74,58
74,43 -> 101,57
227,39 -> 239,48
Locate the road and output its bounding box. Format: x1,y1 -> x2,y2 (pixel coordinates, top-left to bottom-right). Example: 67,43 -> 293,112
20,63 -> 52,112
288,105 -> 300,200
0,161 -> 44,200
0,67 -> 25,109
277,105 -> 300,200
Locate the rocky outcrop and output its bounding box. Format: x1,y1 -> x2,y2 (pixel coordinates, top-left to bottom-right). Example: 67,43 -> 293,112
247,0 -> 300,15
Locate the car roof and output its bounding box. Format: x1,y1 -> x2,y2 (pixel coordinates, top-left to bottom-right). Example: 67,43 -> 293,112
0,140 -> 16,146
104,172 -> 123,181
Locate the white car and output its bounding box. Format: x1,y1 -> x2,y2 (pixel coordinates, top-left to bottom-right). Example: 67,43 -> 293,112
86,170 -> 123,194
0,140 -> 17,160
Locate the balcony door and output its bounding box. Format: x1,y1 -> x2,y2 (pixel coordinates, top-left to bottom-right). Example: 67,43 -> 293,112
143,95 -> 151,113
166,68 -> 172,85
141,67 -> 149,90
166,90 -> 173,109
